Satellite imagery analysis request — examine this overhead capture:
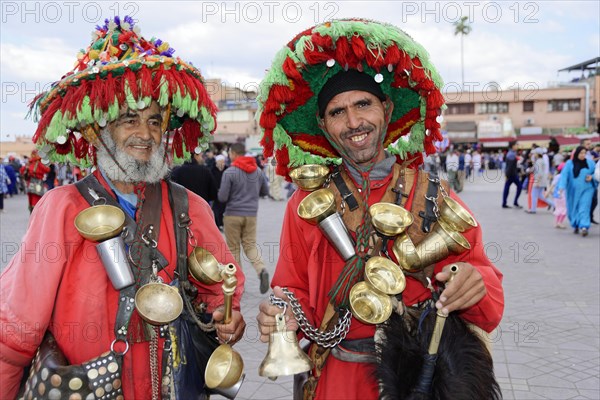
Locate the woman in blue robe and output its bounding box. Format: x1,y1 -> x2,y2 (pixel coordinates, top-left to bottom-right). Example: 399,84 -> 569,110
559,146 -> 598,236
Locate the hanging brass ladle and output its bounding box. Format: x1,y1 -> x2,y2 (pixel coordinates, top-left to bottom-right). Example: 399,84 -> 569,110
190,249 -> 245,392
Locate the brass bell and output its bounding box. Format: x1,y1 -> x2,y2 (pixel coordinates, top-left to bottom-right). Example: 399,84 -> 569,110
259,313 -> 313,379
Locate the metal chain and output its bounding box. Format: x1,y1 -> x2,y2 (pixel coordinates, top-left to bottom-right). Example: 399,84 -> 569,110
150,326 -> 159,400
270,288 -> 352,348
438,180 -> 449,199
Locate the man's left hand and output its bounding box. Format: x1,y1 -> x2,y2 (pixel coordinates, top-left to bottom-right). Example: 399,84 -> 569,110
213,309 -> 246,346
434,262 -> 486,316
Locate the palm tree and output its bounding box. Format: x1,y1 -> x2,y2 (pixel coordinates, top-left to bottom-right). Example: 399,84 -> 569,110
453,16 -> 472,89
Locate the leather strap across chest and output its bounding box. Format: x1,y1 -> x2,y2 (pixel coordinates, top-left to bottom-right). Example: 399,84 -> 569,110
74,175 -> 168,341
329,164 -> 449,246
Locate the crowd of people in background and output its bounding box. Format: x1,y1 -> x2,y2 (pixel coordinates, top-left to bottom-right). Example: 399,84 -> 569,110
428,138 -> 600,238
0,151 -> 88,213
498,138 -> 600,237
3,139 -> 599,235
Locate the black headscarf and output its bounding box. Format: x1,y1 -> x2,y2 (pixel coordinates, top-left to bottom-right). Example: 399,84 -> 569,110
572,146 -> 588,178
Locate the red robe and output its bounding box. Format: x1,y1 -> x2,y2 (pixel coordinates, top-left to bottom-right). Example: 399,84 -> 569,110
0,171 -> 245,399
20,158 -> 50,208
272,167 -> 504,400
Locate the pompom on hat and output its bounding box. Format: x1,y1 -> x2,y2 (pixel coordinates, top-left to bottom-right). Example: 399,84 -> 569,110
257,19 -> 446,179
29,16 -> 217,167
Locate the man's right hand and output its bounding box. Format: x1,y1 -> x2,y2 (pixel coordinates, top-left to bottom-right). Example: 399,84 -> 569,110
256,286 -> 298,342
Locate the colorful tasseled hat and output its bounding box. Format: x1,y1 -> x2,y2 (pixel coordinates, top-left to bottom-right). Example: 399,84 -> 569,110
29,16 -> 217,167
257,19 -> 446,179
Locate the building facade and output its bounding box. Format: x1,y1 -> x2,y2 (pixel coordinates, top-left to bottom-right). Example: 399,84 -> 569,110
442,75 -> 599,144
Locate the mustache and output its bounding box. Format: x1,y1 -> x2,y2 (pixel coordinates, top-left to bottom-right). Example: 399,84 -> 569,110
124,137 -> 158,147
341,124 -> 374,140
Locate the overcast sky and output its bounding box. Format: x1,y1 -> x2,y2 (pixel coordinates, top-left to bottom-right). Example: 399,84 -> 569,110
1,0 -> 598,139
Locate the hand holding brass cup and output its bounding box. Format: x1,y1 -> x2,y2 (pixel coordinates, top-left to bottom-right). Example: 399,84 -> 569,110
205,264 -> 245,391
289,164 -> 329,191
298,188 -> 356,260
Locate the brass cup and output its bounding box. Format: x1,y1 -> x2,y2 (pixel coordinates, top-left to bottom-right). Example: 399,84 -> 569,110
349,281 -> 393,325
433,220 -> 471,254
289,164 -> 329,191
438,197 -> 478,232
134,283 -> 184,325
74,205 -> 126,241
188,247 -> 226,285
369,203 -> 414,237
392,232 -> 422,272
364,256 -> 406,295
297,188 -> 336,225
205,344 -> 245,389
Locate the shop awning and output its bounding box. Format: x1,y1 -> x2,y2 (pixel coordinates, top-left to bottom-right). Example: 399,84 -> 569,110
446,121 -> 477,143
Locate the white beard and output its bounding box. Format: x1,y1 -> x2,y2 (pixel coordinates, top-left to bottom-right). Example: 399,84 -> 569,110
95,129 -> 170,184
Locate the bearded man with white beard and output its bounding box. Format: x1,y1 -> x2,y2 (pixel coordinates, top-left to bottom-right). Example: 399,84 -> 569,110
0,17 -> 246,400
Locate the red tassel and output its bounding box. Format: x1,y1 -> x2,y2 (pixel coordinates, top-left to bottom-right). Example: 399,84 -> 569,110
334,37 -> 354,68
171,129 -> 184,158
34,99 -> 62,143
103,74 -> 117,110
311,33 -> 333,50
275,146 -> 290,177
113,72 -> 125,106
383,45 -> 401,66
63,80 -> 89,119
350,36 -> 367,62
424,141 -> 436,155
181,119 -> 200,152
392,73 -> 410,89
138,65 -> 153,98
124,68 -> 139,101
74,137 -> 89,159
282,57 -> 303,81
427,89 -> 444,109
271,85 -> 294,103
55,134 -> 73,155
260,111 -> 277,130
410,57 -> 426,83
398,51 -> 411,72
260,129 -> 274,157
